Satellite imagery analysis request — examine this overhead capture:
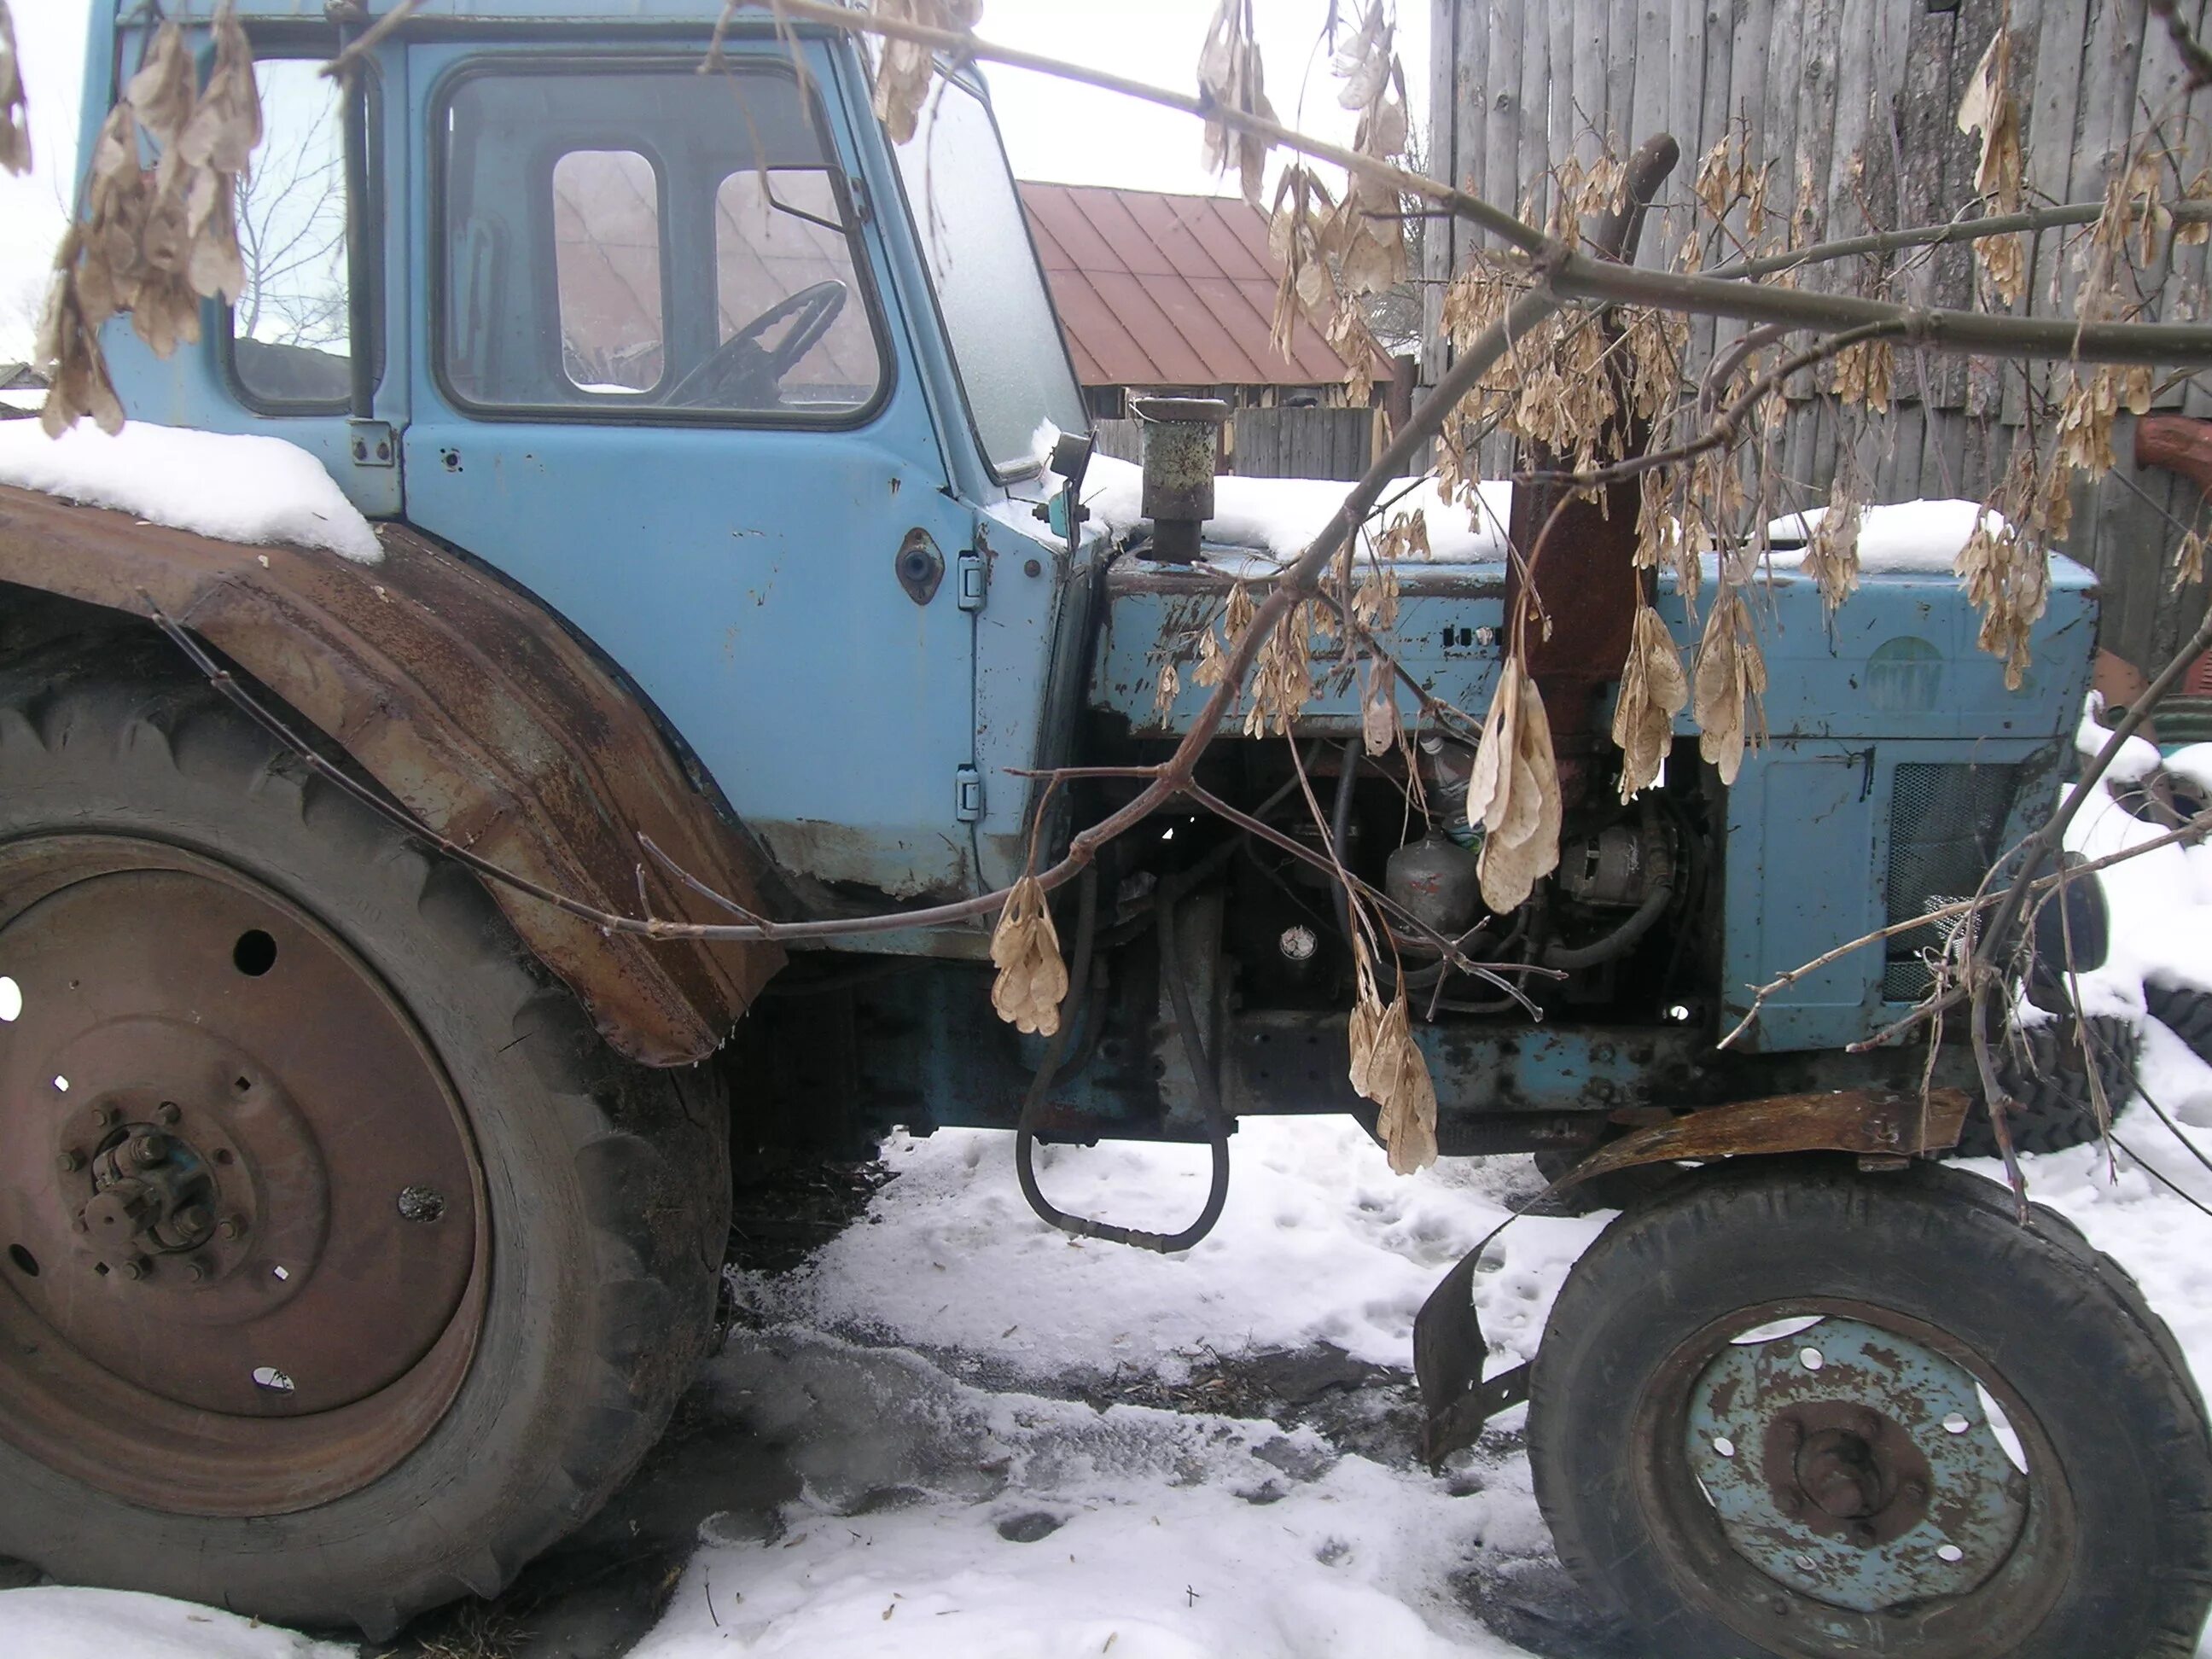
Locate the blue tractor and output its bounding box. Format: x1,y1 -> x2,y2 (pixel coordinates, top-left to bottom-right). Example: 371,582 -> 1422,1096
0,5 -> 2203,1655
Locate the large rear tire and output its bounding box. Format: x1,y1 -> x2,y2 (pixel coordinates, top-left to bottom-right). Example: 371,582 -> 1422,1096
1528,1158 -> 2212,1658
0,644 -> 730,1637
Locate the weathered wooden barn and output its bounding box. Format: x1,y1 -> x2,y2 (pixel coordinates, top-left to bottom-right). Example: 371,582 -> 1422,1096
1422,0 -> 2212,674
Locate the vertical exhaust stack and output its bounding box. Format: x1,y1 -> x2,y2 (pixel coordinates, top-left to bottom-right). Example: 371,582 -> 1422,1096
1133,397 -> 1228,565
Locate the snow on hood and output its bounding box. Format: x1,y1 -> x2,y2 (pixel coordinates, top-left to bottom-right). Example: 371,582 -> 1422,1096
1036,424 -> 1509,566
1766,498 -> 2011,573
0,419 -> 382,564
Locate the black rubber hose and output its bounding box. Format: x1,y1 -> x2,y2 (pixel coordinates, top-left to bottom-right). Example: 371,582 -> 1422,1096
1540,881 -> 1673,971
1328,736 -> 1361,950
1014,870 -> 1231,1254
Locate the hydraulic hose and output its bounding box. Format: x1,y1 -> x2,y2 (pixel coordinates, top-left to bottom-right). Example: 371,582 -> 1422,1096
1014,867 -> 1232,1254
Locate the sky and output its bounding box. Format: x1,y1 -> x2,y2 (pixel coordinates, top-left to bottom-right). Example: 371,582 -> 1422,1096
0,1 -> 1430,361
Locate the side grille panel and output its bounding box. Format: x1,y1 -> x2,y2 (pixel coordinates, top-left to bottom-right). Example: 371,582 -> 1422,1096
1883,763 -> 2021,1001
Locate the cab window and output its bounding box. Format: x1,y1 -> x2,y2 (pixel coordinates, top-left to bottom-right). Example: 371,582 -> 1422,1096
441,63 -> 884,422
229,58 -> 352,409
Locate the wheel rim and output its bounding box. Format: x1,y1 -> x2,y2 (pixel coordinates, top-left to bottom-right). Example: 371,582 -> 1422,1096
0,835 -> 487,1516
1635,1298 -> 2074,1657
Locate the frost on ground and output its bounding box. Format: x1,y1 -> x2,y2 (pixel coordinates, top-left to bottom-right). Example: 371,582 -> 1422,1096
0,417 -> 381,562
12,722 -> 2212,1657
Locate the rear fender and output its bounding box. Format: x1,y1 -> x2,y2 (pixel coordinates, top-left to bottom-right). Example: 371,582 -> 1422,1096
0,484 -> 782,1065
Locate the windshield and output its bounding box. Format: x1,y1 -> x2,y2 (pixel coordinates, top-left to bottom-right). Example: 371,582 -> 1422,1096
892,75 -> 1086,477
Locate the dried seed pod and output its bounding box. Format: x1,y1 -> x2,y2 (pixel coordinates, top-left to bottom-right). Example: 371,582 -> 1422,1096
1359,656 -> 1400,759
127,24 -> 196,150
1955,507 -> 2047,691
1692,589 -> 1767,786
1347,940 -> 1437,1175
176,3 -> 262,176
989,876 -> 1068,1038
0,0 -> 30,177
1611,603 -> 1688,801
870,0 -> 982,146
1197,0 -> 1275,206
1465,661 -> 1563,913
2174,528 -> 2206,593
1804,483 -> 1866,615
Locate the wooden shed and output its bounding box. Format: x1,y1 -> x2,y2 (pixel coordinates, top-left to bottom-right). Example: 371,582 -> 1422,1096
1423,0 -> 2212,672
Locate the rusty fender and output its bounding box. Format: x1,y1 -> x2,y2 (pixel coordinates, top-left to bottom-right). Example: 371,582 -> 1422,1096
1553,1086 -> 1973,1194
0,485 -> 781,1066
1412,1086 -> 1971,1466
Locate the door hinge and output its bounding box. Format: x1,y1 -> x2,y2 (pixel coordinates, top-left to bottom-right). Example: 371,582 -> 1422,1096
956,549 -> 987,611
954,763 -> 984,823
347,418 -> 396,469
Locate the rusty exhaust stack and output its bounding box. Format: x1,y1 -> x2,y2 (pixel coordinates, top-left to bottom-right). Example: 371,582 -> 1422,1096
1502,135 -> 1679,797
1133,397 -> 1228,565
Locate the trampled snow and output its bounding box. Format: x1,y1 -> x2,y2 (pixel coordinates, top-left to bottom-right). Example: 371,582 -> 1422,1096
0,419 -> 382,563
0,1587 -> 349,1658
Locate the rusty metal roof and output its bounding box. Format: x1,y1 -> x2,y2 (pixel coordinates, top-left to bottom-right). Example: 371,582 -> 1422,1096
1017,182 -> 1364,390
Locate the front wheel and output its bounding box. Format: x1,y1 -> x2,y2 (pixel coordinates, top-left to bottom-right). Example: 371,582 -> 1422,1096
0,649 -> 731,1636
1528,1158 -> 2212,1658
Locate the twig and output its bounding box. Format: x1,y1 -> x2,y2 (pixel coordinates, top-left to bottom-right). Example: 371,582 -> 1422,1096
320,0 -> 422,79
1514,322 -> 1907,491
764,0 -> 2212,365
2151,0 -> 2212,90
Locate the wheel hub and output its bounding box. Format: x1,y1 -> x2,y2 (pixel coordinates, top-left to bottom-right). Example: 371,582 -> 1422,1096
0,841 -> 486,1512
1685,1315 -> 2029,1615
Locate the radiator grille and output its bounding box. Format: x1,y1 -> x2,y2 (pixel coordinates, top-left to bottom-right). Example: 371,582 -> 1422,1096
1883,763 -> 2021,1001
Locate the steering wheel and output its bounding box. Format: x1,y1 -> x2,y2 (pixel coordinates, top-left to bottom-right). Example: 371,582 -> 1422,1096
667,279 -> 849,409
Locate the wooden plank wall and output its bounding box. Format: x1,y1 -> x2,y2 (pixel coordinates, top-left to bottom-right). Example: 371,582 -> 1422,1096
1227,406 -> 1377,479
1423,0 -> 2212,670
1089,409 -> 1377,479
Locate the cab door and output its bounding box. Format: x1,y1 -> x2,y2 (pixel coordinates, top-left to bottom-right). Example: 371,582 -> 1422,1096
398,33 -> 982,908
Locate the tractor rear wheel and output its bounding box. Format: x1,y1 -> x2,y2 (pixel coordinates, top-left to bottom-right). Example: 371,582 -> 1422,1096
1528,1157 -> 2212,1658
0,646 -> 729,1637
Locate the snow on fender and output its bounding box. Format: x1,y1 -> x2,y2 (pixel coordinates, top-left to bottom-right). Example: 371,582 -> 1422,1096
0,418 -> 381,564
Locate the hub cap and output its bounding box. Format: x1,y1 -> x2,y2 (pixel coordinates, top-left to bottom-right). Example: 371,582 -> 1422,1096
1685,1316 -> 2027,1610
1638,1300 -> 2072,1657
0,838 -> 486,1515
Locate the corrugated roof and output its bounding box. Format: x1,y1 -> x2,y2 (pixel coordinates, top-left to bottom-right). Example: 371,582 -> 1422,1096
1017,182 -> 1367,390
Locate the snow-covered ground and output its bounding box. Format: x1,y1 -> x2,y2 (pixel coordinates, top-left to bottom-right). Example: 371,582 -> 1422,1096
9,729 -> 2212,1658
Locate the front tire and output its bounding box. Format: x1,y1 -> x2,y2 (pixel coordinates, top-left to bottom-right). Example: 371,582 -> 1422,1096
0,645 -> 730,1636
1528,1158 -> 2212,1658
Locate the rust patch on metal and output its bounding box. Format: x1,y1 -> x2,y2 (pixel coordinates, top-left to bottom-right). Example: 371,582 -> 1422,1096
1558,1087 -> 1972,1191
0,485 -> 781,1065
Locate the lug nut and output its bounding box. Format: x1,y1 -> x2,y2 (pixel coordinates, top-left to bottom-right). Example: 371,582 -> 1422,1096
217,1214 -> 247,1242
90,1105 -> 115,1129
71,1214 -> 88,1234
183,1257 -> 210,1284
118,1255 -> 148,1282
55,1150 -> 82,1173
154,1102 -> 180,1126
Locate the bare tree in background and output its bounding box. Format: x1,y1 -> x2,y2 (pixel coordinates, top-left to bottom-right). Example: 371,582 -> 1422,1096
232,137 -> 345,350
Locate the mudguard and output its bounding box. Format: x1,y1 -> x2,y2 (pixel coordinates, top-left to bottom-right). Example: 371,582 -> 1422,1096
0,484 -> 782,1065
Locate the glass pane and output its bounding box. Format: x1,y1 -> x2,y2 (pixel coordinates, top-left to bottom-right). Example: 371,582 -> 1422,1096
442,67 -> 882,420
714,169 -> 878,412
893,77 -> 1086,475
552,150 -> 665,393
230,59 -> 350,406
